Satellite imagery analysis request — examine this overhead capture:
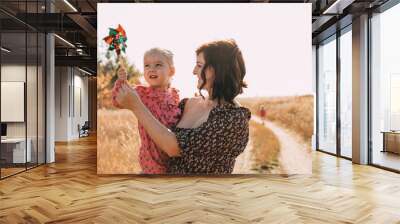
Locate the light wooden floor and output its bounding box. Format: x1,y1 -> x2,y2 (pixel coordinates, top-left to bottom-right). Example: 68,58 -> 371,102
1,167 -> 26,178
372,151 -> 400,171
0,135 -> 399,224
1,163 -> 43,178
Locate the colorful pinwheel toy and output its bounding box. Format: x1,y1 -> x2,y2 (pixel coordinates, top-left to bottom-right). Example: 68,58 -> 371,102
103,24 -> 127,56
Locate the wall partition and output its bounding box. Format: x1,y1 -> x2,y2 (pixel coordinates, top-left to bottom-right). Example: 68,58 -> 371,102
0,31 -> 28,178
0,1 -> 46,179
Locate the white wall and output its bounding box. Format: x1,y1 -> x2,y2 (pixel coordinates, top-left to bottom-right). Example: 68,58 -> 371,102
55,67 -> 69,141
1,65 -> 25,133
72,73 -> 89,138
1,65 -> 34,138
55,67 -> 89,141
1,65 -> 26,146
1,64 -> 46,164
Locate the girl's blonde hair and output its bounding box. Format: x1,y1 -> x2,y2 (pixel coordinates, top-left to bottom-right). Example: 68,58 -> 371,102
144,48 -> 174,67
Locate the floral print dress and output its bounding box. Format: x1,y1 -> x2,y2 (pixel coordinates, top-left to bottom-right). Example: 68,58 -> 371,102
167,98 -> 251,174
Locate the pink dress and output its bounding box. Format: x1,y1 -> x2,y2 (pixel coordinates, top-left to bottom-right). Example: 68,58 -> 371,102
134,85 -> 181,174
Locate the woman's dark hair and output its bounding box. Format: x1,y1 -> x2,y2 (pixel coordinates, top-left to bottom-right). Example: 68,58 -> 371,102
196,39 -> 247,105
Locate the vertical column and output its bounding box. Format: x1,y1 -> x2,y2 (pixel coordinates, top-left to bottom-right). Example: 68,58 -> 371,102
352,14 -> 369,164
46,0 -> 55,163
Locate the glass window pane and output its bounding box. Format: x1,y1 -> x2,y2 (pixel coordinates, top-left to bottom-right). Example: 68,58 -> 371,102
371,3 -> 400,171
1,31 -> 27,177
318,36 -> 337,154
340,28 -> 352,158
0,1 -> 46,179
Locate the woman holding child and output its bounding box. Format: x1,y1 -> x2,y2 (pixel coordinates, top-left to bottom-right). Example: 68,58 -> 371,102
115,39 -> 251,174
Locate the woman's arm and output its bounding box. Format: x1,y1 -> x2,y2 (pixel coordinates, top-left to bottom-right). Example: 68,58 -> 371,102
115,84 -> 181,157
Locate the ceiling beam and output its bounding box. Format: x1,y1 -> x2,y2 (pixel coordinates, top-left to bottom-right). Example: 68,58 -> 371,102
66,13 -> 97,47
312,15 -> 335,33
322,0 -> 356,14
55,55 -> 96,70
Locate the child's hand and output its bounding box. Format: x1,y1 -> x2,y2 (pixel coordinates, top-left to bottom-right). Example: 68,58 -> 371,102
112,67 -> 133,108
112,79 -> 125,108
118,69 -> 127,80
115,83 -> 139,110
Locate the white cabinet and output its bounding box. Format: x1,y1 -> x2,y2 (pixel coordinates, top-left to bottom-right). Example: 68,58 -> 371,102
1,138 -> 32,163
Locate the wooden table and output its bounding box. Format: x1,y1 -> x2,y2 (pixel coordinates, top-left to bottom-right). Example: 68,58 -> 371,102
381,131 -> 400,154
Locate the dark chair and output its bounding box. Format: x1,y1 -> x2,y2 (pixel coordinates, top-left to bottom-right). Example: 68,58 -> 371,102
78,121 -> 90,138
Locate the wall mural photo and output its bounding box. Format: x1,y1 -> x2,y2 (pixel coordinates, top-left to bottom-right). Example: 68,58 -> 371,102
97,3 -> 313,175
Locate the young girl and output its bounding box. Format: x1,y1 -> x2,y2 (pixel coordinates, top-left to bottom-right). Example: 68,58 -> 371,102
112,48 -> 181,174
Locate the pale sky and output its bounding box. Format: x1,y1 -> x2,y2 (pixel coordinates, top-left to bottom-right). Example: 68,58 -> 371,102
98,3 -> 312,98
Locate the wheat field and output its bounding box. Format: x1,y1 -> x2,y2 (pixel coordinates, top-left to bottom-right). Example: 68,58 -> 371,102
238,95 -> 314,144
97,110 -> 281,174
97,96 -> 312,174
97,109 -> 142,174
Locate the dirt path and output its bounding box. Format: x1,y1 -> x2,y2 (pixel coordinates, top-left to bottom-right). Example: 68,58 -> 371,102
252,115 -> 312,175
233,138 -> 258,174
